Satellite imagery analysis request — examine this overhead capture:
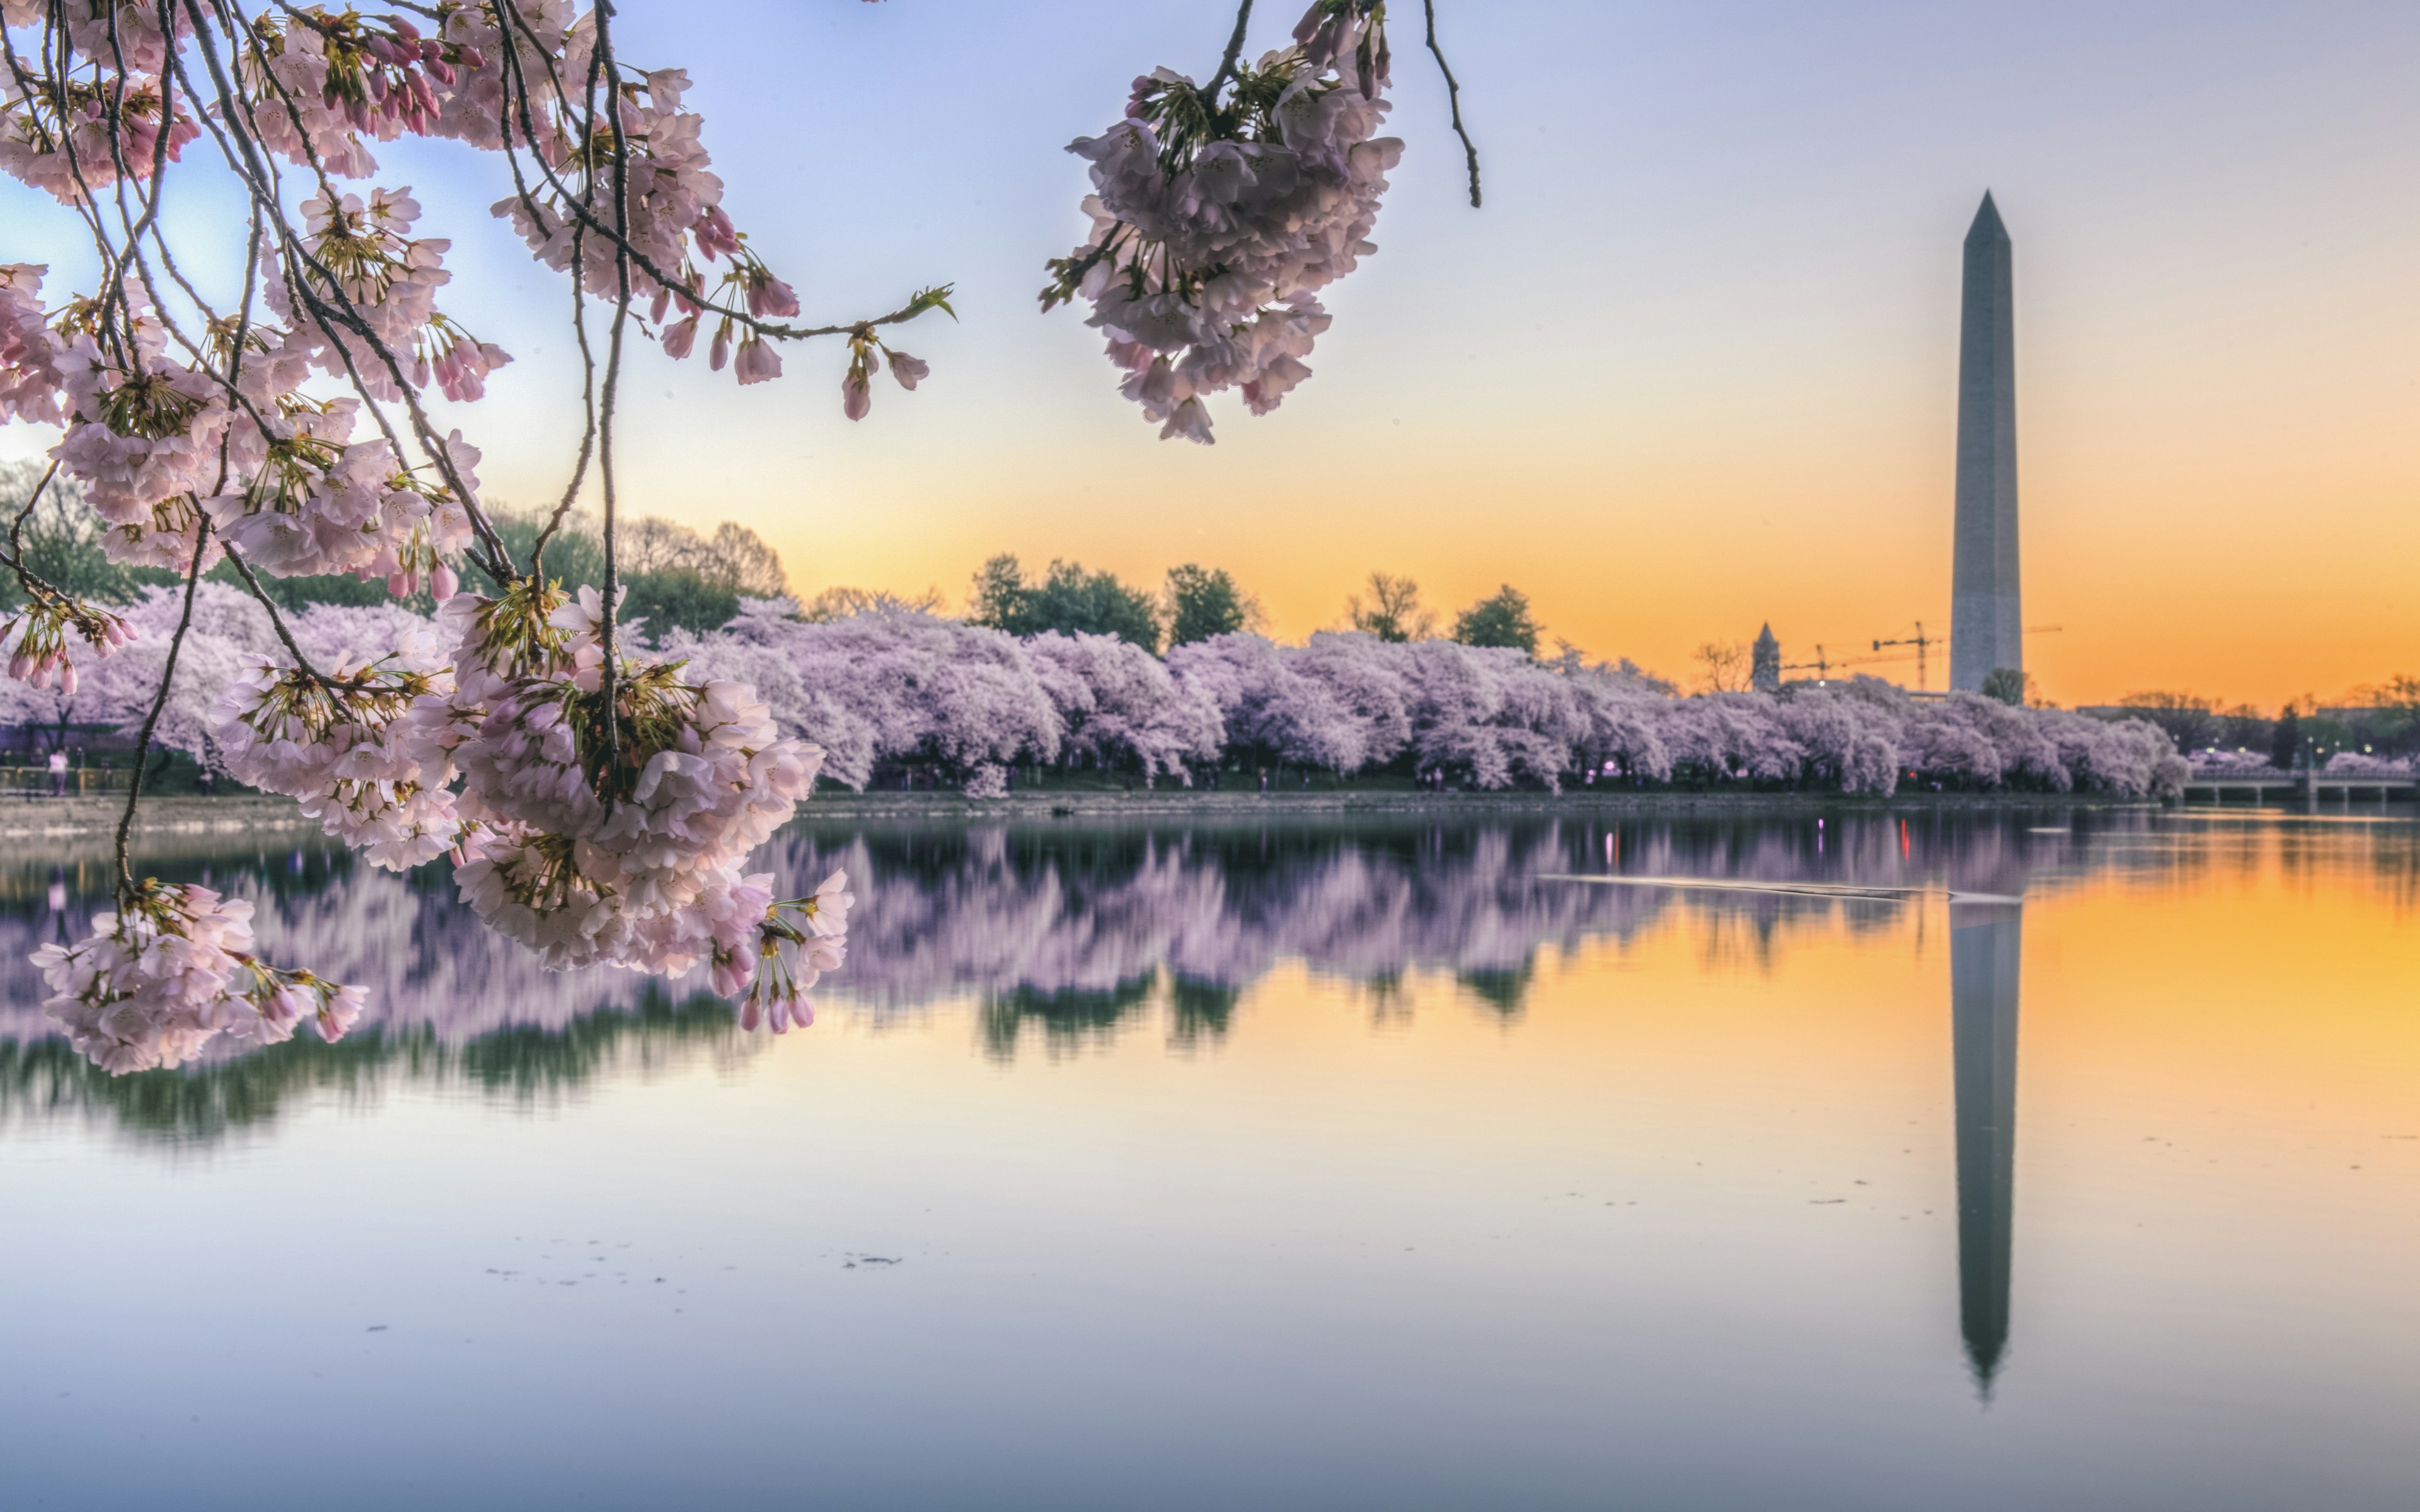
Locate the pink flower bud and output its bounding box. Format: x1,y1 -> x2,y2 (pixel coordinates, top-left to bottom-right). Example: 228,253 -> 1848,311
748,275 -> 799,319
388,570 -> 411,597
430,561 -> 459,602
660,316 -> 700,360
709,329 -> 730,372
59,662 -> 77,696
886,351 -> 929,391
734,338 -> 781,386
841,370 -> 870,421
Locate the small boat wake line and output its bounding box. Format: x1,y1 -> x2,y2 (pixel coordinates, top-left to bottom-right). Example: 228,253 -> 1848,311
1536,874 -> 2024,906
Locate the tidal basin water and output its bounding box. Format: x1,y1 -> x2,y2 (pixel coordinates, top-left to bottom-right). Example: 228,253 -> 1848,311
3,808 -> 2415,1511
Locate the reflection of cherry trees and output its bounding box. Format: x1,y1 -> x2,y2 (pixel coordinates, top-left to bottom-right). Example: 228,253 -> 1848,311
0,987 -> 758,1146
9,814 -> 2076,1050
27,805 -> 2320,1078
757,815 -> 2094,1019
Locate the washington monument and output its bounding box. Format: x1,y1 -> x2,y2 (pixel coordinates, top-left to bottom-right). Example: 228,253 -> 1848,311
1950,193 -> 2021,692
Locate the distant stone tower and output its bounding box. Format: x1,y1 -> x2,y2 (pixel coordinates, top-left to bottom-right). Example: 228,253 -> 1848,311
1950,193 -> 2022,693
1751,624 -> 1780,693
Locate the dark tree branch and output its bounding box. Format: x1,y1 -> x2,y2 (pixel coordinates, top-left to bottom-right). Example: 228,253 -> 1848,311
1205,0 -> 1256,99
114,520 -> 211,899
1422,1 -> 1482,209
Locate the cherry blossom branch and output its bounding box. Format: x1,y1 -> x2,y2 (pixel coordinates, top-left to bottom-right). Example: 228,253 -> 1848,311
1204,0 -> 1255,99
1421,0 -> 1480,208
1,461 -> 67,601
532,217 -> 599,570
486,0 -> 950,352
591,0 -> 630,759
490,30 -> 594,570
113,518 -> 212,898
185,0 -> 517,580
217,542 -> 325,681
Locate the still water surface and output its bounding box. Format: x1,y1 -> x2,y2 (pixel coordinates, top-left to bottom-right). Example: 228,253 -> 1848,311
3,808 -> 2416,1509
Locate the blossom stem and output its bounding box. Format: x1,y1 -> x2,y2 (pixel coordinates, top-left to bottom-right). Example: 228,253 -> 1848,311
114,515 -> 214,901
218,544 -> 325,681
1422,1 -> 1482,209
592,0 -> 633,775
1205,0 -> 1257,100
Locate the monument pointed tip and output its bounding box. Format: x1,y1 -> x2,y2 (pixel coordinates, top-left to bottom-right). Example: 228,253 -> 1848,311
1967,192 -> 2008,243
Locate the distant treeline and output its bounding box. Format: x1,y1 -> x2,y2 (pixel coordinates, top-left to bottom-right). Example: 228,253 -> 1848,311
2111,686 -> 2420,767
960,554 -> 1549,659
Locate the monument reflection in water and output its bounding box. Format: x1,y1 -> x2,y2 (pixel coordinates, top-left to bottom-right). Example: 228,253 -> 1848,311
1952,897 -> 2021,1394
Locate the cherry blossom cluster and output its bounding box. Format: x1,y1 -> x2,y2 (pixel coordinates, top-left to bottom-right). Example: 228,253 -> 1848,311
391,581 -> 833,1017
203,398 -> 480,589
1042,1 -> 1402,443
47,280 -> 232,572
208,627 -> 466,870
1,589 -> 129,693
30,881 -> 366,1075
268,186 -> 511,404
1,262 -> 62,425
737,869 -> 852,1033
238,3 -> 492,175
0,33 -> 202,205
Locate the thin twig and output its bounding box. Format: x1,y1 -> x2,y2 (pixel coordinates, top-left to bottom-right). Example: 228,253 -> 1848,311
218,546 -> 323,680
5,460 -> 62,568
591,0 -> 632,777
114,520 -> 211,899
1422,0 -> 1482,208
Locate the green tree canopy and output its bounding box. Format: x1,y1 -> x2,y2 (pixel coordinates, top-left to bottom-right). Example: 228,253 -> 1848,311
1981,668 -> 2036,707
1451,584 -> 1540,655
967,554 -> 1161,651
1345,571 -> 1432,643
487,507 -> 785,641
621,570 -> 742,639
1165,563 -> 1258,646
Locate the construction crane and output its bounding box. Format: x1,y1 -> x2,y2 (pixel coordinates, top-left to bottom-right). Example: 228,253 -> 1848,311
1780,625 -> 2066,689
1872,622 -> 1939,690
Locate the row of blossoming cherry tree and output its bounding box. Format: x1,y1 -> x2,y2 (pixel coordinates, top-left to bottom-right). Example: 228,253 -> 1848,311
8,578 -> 2198,805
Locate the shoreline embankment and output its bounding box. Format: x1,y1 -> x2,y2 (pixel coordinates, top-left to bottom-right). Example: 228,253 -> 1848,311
0,788 -> 2187,842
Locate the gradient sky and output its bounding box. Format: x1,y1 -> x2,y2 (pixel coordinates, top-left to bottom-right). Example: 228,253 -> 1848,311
4,1 -> 2414,707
